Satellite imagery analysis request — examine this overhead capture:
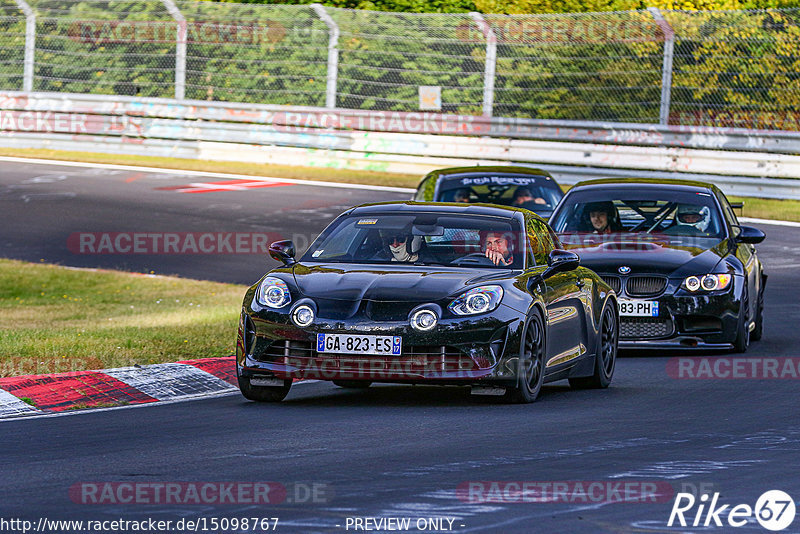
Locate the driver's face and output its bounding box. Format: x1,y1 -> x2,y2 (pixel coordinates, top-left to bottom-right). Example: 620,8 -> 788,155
590,211 -> 608,231
680,213 -> 702,223
484,233 -> 510,257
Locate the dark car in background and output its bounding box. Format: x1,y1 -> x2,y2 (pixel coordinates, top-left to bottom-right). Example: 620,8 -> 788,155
413,166 -> 564,219
549,178 -> 766,352
236,202 -> 617,403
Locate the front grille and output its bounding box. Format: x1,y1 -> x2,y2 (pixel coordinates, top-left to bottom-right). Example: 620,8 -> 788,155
600,275 -> 621,294
620,318 -> 674,339
625,275 -> 667,297
254,340 -> 314,362
255,342 -> 484,376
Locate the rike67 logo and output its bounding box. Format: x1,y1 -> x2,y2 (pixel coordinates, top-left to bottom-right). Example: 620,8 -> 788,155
668,490 -> 796,531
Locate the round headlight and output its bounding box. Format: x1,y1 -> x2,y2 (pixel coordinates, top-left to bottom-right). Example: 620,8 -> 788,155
466,293 -> 491,314
410,309 -> 438,331
685,276 -> 701,292
701,275 -> 718,291
257,277 -> 291,308
292,305 -> 314,327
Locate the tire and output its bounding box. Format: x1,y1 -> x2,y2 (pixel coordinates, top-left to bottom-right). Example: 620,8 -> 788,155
236,362 -> 292,402
751,286 -> 764,342
732,285 -> 750,353
333,380 -> 372,389
569,301 -> 617,389
504,310 -> 546,404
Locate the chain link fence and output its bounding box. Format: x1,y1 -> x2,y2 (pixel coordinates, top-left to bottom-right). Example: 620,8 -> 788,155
0,0 -> 798,131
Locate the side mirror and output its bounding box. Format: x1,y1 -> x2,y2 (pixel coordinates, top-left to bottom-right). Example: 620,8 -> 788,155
526,249 -> 580,292
733,225 -> 765,244
269,240 -> 296,266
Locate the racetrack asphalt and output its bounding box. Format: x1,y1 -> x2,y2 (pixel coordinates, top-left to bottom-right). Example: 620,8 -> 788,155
1,159 -> 799,533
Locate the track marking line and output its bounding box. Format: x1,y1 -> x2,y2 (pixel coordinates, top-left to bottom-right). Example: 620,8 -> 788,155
0,156 -> 416,194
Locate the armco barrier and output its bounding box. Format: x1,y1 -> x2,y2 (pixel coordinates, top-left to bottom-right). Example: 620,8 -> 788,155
1,92 -> 799,199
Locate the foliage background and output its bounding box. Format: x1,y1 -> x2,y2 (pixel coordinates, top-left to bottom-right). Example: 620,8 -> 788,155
0,0 -> 798,129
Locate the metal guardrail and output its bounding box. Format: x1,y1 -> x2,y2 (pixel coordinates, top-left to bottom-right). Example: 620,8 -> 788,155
1,92 -> 799,199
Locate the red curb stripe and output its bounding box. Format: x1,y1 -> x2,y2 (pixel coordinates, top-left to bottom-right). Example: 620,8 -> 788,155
178,356 -> 237,386
0,372 -> 157,412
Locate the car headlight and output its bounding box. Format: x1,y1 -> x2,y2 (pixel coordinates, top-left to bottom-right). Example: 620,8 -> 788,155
410,309 -> 438,331
683,274 -> 732,292
449,285 -> 503,316
256,276 -> 291,308
292,305 -> 314,327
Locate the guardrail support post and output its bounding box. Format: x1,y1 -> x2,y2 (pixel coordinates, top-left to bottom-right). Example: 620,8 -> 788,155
648,8 -> 675,126
470,12 -> 496,118
312,4 -> 339,109
13,0 -> 35,92
160,0 -> 186,100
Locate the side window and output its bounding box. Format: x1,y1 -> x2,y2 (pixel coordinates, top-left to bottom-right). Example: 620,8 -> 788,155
535,220 -> 557,257
718,192 -> 740,228
547,227 -> 563,250
415,175 -> 435,201
525,217 -> 548,266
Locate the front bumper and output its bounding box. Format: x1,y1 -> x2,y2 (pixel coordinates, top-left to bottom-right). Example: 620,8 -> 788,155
617,279 -> 741,350
237,304 -> 526,385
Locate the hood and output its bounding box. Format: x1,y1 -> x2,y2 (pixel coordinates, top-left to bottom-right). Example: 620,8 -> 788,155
292,263 -> 498,302
289,263 -> 511,322
562,237 -> 728,277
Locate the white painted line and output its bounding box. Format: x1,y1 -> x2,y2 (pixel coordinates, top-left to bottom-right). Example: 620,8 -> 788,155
0,389 -> 41,417
104,363 -> 236,401
0,156 -> 417,194
739,216 -> 800,228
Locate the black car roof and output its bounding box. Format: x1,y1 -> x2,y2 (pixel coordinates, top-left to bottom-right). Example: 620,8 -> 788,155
428,166 -> 554,180
347,201 -> 544,221
570,177 -> 721,195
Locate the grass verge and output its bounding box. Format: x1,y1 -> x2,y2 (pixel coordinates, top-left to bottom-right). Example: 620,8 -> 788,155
0,258 -> 247,377
1,148 -> 799,221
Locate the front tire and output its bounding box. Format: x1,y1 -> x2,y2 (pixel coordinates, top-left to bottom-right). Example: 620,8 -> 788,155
236,362 -> 292,402
504,310 -> 545,404
569,301 -> 617,389
733,285 -> 750,353
751,286 -> 764,342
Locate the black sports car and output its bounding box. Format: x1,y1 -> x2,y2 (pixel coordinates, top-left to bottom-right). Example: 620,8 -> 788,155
236,202 -> 618,403
413,166 -> 564,218
549,178 -> 766,352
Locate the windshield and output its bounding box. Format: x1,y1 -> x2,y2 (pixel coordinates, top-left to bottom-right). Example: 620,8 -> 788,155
550,189 -> 726,244
437,174 -> 562,212
301,213 -> 525,269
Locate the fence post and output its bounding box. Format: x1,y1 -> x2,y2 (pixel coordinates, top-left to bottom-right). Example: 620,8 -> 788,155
13,0 -> 35,92
160,0 -> 186,100
470,12 -> 496,118
648,8 -> 674,126
312,4 -> 339,109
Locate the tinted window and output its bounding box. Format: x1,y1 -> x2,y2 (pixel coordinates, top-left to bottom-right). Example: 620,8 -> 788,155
551,188 -> 725,240
436,173 -> 562,211
302,213 -> 524,269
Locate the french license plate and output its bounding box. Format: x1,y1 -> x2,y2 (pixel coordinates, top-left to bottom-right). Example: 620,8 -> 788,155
619,299 -> 659,317
316,333 -> 402,356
